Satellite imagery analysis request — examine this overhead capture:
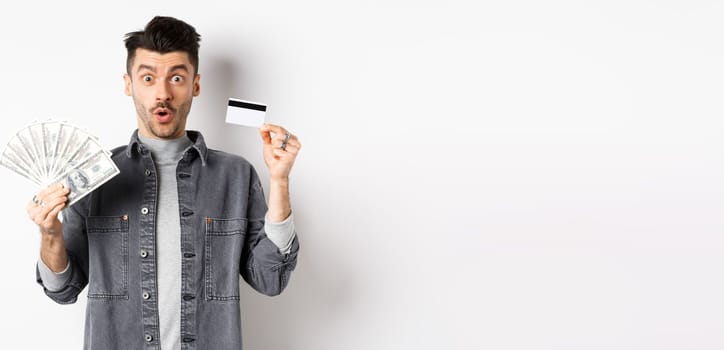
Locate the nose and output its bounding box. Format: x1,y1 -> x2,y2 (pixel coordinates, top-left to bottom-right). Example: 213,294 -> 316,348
155,81 -> 172,102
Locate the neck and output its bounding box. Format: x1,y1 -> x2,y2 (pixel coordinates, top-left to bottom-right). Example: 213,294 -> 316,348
138,131 -> 193,165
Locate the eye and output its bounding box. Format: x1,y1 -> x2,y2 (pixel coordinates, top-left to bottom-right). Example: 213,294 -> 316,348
142,75 -> 153,82
171,75 -> 184,83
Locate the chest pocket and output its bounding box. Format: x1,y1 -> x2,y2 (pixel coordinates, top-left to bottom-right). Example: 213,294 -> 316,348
205,217 -> 246,301
86,215 -> 129,299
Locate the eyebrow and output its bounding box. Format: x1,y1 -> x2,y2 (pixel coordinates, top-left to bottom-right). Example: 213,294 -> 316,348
136,64 -> 190,74
137,64 -> 156,73
169,64 -> 190,73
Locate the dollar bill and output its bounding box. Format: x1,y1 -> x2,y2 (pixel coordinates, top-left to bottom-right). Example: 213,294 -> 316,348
54,127 -> 86,181
15,127 -> 41,177
42,120 -> 62,178
0,146 -> 41,185
54,150 -> 120,207
65,136 -> 105,171
3,134 -> 42,181
28,122 -> 47,180
51,123 -> 74,180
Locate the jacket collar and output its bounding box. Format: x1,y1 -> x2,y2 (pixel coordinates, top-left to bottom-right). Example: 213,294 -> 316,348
125,129 -> 208,166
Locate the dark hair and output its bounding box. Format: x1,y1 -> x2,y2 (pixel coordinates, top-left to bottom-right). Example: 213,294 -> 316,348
124,16 -> 201,75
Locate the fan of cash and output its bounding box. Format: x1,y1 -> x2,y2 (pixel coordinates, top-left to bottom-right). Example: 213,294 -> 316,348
0,120 -> 120,207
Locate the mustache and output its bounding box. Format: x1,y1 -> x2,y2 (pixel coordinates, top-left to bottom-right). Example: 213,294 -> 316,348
150,102 -> 176,113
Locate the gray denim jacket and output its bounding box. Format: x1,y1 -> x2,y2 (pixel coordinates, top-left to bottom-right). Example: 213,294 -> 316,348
36,130 -> 300,350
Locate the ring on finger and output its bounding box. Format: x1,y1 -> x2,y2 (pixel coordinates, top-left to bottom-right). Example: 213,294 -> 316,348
32,195 -> 41,205
281,132 -> 291,151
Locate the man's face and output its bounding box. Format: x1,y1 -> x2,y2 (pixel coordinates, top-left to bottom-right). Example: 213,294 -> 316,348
124,48 -> 200,139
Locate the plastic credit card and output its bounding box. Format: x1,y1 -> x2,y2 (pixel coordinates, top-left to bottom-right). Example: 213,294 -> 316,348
225,98 -> 266,127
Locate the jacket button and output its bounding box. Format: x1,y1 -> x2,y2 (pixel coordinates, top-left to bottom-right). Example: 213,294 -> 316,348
144,169 -> 152,176
141,207 -> 149,215
140,251 -> 148,258
145,334 -> 153,342
182,211 -> 194,217
142,292 -> 150,300
182,337 -> 195,343
184,253 -> 196,258
183,294 -> 195,301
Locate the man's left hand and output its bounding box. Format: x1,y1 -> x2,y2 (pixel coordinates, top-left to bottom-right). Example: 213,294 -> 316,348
259,124 -> 301,180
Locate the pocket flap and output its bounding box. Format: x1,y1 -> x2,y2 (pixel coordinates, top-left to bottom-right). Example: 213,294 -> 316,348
206,217 -> 247,236
86,215 -> 129,233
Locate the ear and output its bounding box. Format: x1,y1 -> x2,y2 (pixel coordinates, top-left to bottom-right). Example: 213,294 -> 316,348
193,74 -> 201,97
123,73 -> 132,96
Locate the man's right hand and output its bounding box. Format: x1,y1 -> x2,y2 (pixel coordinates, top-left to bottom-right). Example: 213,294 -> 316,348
28,183 -> 71,272
27,183 -> 70,236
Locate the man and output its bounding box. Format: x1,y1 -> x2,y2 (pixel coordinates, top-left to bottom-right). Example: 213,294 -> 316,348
27,16 -> 301,349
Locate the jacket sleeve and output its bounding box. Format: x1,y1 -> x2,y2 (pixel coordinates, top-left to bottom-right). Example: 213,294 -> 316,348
35,200 -> 89,304
240,169 -> 300,296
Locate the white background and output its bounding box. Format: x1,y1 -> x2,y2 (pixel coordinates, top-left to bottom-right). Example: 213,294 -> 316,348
0,0 -> 722,349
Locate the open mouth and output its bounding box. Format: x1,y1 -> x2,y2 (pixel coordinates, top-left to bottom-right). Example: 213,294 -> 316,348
154,108 -> 173,122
